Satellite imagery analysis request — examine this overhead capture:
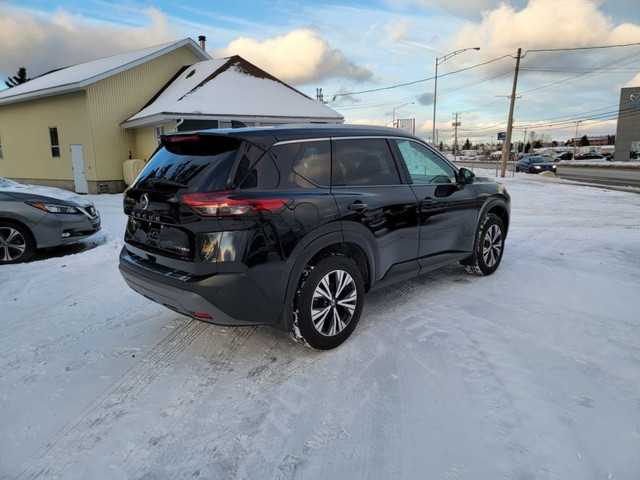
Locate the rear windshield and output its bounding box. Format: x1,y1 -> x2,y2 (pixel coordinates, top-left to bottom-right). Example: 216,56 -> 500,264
134,135 -> 242,192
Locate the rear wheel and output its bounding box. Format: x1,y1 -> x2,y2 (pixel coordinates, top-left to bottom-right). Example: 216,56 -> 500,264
294,255 -> 364,350
0,222 -> 35,264
464,213 -> 505,276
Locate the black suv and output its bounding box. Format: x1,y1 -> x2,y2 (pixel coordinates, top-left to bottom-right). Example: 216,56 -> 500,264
119,124 -> 510,349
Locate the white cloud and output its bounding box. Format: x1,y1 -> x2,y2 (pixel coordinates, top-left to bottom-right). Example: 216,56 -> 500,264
624,73 -> 640,88
450,0 -> 640,58
213,28 -> 372,85
401,0 -> 528,20
386,18 -> 413,42
0,5 -> 176,80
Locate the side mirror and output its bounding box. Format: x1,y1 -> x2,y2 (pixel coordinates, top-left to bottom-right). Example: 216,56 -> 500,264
458,167 -> 475,185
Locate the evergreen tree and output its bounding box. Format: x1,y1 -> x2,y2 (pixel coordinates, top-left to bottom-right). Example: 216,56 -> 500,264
5,67 -> 30,88
462,138 -> 472,150
580,134 -> 590,147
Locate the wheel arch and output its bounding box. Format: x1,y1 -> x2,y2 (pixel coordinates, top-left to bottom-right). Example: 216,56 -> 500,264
0,217 -> 37,246
481,198 -> 510,238
278,231 -> 375,332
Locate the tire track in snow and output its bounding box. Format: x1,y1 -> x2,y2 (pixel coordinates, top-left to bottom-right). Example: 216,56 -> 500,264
131,332 -> 317,480
16,318 -> 222,480
359,266 -> 476,339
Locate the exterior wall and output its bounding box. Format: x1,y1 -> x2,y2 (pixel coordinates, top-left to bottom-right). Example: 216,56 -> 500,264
0,44 -> 205,193
133,121 -> 177,163
85,46 -> 204,192
0,91 -> 92,186
615,87 -> 640,162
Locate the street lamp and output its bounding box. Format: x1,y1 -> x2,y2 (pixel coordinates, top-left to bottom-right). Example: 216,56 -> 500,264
392,101 -> 414,128
432,47 -> 480,146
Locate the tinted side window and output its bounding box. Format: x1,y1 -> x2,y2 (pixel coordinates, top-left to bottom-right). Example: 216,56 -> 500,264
270,141 -> 331,189
293,141 -> 330,187
394,140 -> 456,184
234,142 -> 279,189
332,138 -> 400,186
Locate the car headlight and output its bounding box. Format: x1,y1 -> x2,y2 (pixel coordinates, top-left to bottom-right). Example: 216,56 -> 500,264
534,165 -> 541,169
27,202 -> 79,214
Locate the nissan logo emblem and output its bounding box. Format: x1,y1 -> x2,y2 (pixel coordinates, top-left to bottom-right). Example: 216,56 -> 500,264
630,93 -> 640,103
140,193 -> 149,210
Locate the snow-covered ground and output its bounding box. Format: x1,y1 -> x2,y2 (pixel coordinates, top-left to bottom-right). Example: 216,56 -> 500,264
1,171 -> 639,479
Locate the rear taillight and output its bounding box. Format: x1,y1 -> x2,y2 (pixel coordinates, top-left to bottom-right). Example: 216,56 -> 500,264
181,191 -> 286,217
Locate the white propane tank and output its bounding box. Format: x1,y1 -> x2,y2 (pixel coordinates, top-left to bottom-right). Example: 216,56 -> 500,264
123,159 -> 145,186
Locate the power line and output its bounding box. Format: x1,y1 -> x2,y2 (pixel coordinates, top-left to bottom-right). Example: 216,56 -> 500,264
523,42 -> 640,55
329,54 -> 514,101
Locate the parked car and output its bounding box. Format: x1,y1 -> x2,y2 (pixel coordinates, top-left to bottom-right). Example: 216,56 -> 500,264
119,124 -> 510,349
0,177 -> 101,264
574,152 -> 603,160
515,156 -> 558,174
553,152 -> 573,161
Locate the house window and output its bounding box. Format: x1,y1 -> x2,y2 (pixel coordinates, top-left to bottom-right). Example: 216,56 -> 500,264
49,127 -> 60,157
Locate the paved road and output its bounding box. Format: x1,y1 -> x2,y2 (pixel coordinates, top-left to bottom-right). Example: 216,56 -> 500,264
454,161 -> 640,189
555,165 -> 640,188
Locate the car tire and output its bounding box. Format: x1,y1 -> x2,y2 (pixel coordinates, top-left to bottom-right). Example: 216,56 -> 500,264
0,221 -> 36,264
294,255 -> 365,350
515,166 -> 520,172
464,213 -> 505,276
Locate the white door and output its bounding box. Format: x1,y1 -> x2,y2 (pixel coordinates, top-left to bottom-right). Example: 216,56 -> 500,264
70,145 -> 88,194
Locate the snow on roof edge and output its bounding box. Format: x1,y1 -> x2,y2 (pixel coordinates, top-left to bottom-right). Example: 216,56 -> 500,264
0,38 -> 210,106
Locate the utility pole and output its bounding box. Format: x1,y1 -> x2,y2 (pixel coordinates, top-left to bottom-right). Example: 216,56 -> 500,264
452,112 -> 461,162
522,128 -> 527,155
573,120 -> 582,159
500,48 -> 522,177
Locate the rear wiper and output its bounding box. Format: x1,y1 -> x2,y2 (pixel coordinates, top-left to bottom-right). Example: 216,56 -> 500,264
143,178 -> 188,189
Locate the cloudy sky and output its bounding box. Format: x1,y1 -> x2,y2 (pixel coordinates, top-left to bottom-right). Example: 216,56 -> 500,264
1,0 -> 639,145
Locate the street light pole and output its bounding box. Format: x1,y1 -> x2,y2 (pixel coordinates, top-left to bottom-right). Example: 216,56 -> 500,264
432,47 -> 480,146
392,101 -> 414,128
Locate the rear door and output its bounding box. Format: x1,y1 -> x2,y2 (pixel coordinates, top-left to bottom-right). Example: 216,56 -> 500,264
391,139 -> 480,266
331,137 -> 420,282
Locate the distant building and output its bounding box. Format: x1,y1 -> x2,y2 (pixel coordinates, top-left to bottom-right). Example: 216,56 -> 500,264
585,136 -> 608,146
614,86 -> 640,161
0,38 -> 343,193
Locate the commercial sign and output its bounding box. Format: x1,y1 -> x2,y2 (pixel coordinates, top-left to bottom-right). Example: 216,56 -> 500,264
630,93 -> 640,106
497,131 -> 506,140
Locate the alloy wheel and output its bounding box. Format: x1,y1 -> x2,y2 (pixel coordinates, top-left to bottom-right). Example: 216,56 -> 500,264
311,269 -> 357,337
0,226 -> 27,262
482,224 -> 503,268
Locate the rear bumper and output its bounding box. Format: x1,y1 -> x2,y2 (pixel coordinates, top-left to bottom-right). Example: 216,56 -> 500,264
119,247 -> 284,327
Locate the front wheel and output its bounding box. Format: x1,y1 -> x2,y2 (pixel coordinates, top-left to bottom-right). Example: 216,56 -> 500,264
294,255 -> 365,350
464,213 -> 505,276
0,222 -> 36,264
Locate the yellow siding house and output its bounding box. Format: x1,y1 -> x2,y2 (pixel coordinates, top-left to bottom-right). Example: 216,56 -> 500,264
0,38 -> 209,193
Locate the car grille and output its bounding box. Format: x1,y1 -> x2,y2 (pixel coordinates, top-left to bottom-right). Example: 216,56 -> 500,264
78,205 -> 98,219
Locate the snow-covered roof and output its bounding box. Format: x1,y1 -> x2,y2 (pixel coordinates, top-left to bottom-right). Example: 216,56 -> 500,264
122,56 -> 343,127
0,38 -> 210,106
